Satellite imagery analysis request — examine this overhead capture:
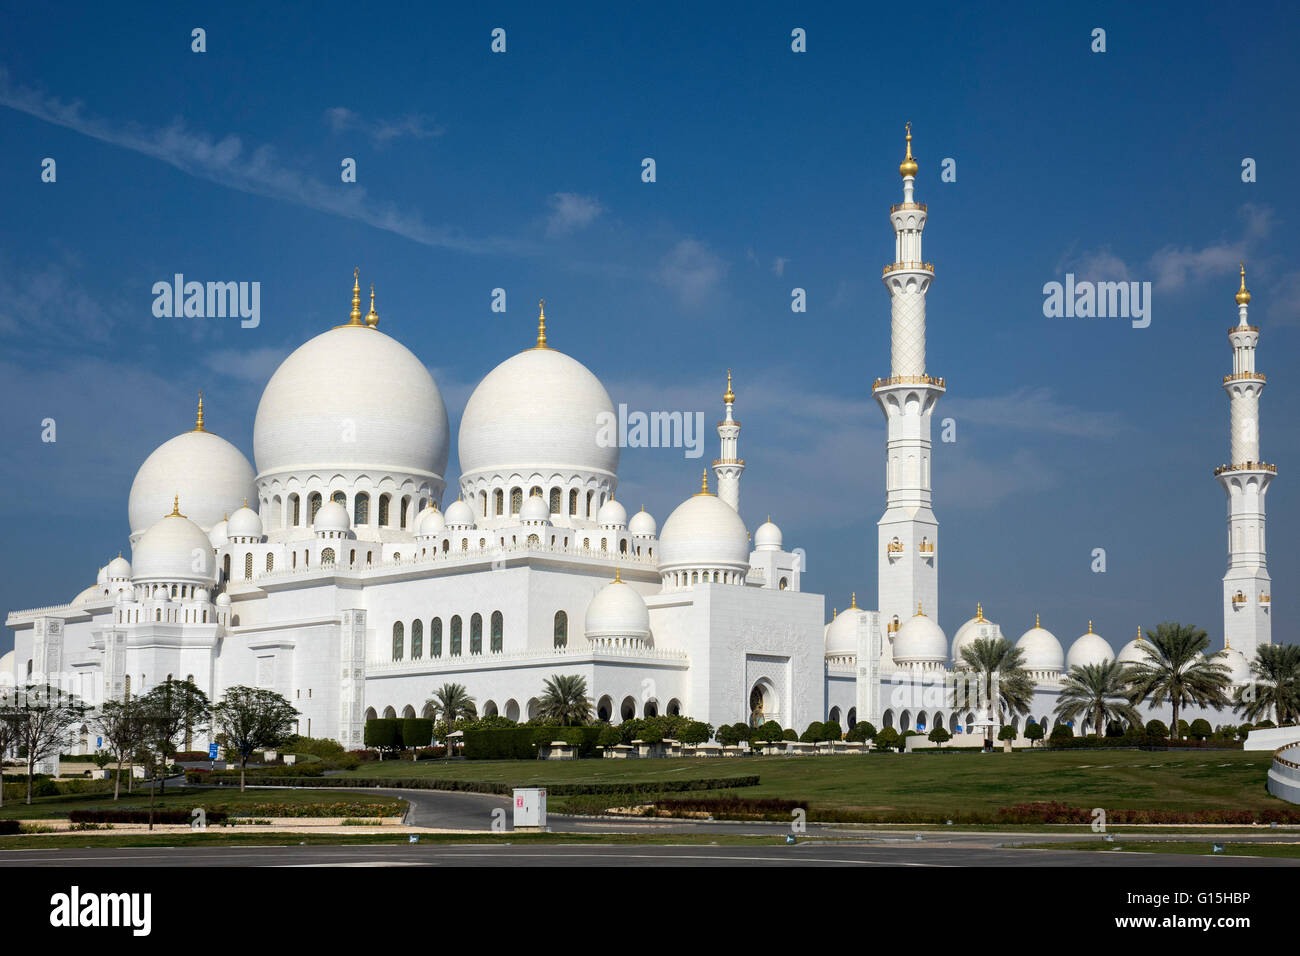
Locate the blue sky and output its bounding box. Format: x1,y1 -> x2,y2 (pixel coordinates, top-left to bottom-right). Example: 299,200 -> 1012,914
2,1 -> 1297,655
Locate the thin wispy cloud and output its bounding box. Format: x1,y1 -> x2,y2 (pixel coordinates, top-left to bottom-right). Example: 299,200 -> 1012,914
0,69 -> 534,257
944,387 -> 1124,439
659,238 -> 727,306
545,192 -> 604,237
324,107 -> 443,143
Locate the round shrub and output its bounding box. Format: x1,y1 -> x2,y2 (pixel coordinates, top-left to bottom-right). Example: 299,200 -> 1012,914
799,721 -> 825,743
1050,723 -> 1074,740
846,721 -> 877,743
1145,719 -> 1169,738
1189,718 -> 1213,741
821,720 -> 843,741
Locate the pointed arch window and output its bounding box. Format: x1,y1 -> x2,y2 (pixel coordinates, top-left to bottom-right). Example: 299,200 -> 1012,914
431,618 -> 443,658
450,615 -> 462,656
290,494 -> 301,526
378,494 -> 391,526
266,553 -> 274,572
495,489 -> 504,515
244,553 -> 253,580
569,489 -> 578,515
392,621 -> 404,660
331,490 -> 346,507
549,488 -> 562,514
400,496 -> 410,529
554,610 -> 568,649
354,492 -> 370,525
491,611 -> 503,653
510,487 -> 522,514
411,618 -> 423,659
470,613 -> 483,654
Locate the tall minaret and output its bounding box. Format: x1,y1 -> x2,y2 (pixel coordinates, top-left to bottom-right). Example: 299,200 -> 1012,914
714,370 -> 744,511
1217,264 -> 1274,657
875,124 -> 944,637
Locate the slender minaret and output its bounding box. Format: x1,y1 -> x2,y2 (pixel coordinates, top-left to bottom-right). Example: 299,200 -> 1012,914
714,369 -> 744,511
1217,264 -> 1273,657
875,124 -> 943,636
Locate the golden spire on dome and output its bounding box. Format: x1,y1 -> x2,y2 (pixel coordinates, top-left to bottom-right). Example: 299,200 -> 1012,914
724,369 -> 735,404
899,122 -> 918,178
1087,620 -> 1094,633
337,268 -> 368,327
1137,625 -> 1144,641
851,592 -> 857,609
917,601 -> 924,615
1035,612 -> 1041,628
614,567 -> 621,582
365,285 -> 379,327
169,495 -> 183,517
975,602 -> 984,621
193,391 -> 206,432
833,607 -> 837,619
536,299 -> 548,349
1236,263 -> 1252,305
696,469 -> 711,495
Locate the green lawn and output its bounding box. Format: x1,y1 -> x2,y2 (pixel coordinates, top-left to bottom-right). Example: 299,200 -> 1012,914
0,786 -> 405,821
1017,840 -> 1300,859
329,750 -> 1281,818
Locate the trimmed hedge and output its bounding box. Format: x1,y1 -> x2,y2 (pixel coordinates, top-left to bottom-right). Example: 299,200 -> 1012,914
68,809 -> 229,825
185,772 -> 760,796
1048,735 -> 1244,750
462,726 -> 605,760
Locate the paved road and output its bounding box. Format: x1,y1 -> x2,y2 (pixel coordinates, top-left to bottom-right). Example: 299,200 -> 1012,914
1,842 -> 1295,867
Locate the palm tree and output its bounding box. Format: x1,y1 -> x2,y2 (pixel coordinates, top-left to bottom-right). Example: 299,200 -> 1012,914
1056,661 -> 1144,737
1234,643 -> 1300,727
1125,622 -> 1231,740
538,674 -> 591,727
954,637 -> 1035,745
425,682 -> 476,730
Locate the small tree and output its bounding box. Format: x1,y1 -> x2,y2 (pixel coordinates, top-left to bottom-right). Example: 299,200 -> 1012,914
364,718 -> 403,756
425,683 -> 477,748
799,721 -> 825,743
4,685 -> 85,804
1145,718 -> 1170,739
211,686 -> 299,792
137,678 -> 211,797
1049,723 -> 1074,741
753,720 -> 784,743
537,674 -> 592,726
1189,718 -> 1213,741
822,720 -> 843,741
846,721 -> 877,743
928,726 -> 952,748
94,697 -> 149,800
401,718 -> 434,756
678,720 -> 713,745
997,725 -> 1017,743
597,725 -> 622,748
0,689 -> 21,809
1024,721 -> 1045,746
873,727 -> 901,752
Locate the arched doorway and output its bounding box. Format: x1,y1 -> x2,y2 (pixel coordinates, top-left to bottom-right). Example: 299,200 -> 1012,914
748,679 -> 777,727
596,695 -> 613,722
620,696 -> 636,721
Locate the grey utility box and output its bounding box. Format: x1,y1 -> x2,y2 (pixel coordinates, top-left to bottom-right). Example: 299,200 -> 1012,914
512,787 -> 548,831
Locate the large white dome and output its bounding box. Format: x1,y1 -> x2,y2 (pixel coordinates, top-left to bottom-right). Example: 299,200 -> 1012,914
1117,629 -> 1151,665
826,604 -> 867,657
1221,646 -> 1253,684
657,484 -> 749,572
132,509 -> 217,585
254,324 -> 449,479
1016,619 -> 1065,673
128,425 -> 255,538
1066,626 -> 1115,671
458,345 -> 618,479
894,608 -> 947,663
950,606 -> 998,663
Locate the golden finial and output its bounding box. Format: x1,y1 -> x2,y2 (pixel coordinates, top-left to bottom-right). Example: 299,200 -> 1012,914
832,607 -> 837,619
349,268 -> 363,324
1087,619 -> 1093,633
1236,263 -> 1251,305
365,284 -> 379,327
851,592 -> 857,609
1137,625 -> 1144,641
536,298 -> 548,349
169,495 -> 183,517
696,469 -> 711,495
1035,613 -> 1041,628
917,601 -> 924,615
614,567 -> 621,582
976,602 -> 984,621
1226,634 -> 1231,650
193,391 -> 206,432
724,369 -> 735,404
899,122 -> 918,178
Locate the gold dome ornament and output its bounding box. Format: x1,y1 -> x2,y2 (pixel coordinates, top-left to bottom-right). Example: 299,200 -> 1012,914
193,391 -> 206,432
1236,263 -> 1251,305
899,122 -> 919,178
364,285 -> 380,328
337,268 -> 368,327
535,299 -> 548,349
724,369 -> 736,405
695,469 -> 712,495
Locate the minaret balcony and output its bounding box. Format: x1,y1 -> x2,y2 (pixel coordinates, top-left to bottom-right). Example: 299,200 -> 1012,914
1214,461 -> 1277,476
873,374 -> 946,392
882,261 -> 935,277
1229,325 -> 1259,334
886,540 -> 905,561
1231,591 -> 1249,608
711,457 -> 744,466
918,541 -> 935,556
890,201 -> 927,213
1260,593 -> 1271,605
1223,371 -> 1266,383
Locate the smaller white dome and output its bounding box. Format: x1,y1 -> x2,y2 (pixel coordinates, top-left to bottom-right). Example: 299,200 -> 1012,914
894,607 -> 947,663
313,500 -> 350,535
584,575 -> 650,641
194,587 -> 211,603
216,592 -> 231,607
107,554 -> 132,579
445,499 -> 475,528
951,607 -> 999,662
1016,619 -> 1064,673
132,510 -> 217,585
628,508 -> 657,536
825,603 -> 867,656
597,498 -> 627,528
416,505 -> 446,537
1066,627 -> 1115,670
520,494 -> 552,523
657,483 -> 750,572
227,504 -> 263,540
754,518 -> 783,551
96,565 -> 108,586
208,518 -> 229,548
1117,631 -> 1150,665
1221,646 -> 1253,684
